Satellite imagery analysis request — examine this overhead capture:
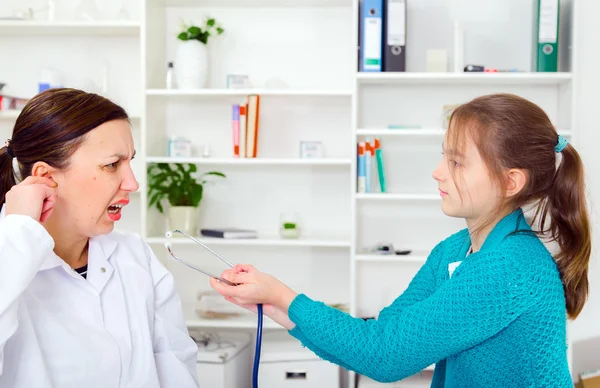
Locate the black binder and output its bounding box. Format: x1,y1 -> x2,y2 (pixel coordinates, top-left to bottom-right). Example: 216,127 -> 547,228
383,0 -> 407,72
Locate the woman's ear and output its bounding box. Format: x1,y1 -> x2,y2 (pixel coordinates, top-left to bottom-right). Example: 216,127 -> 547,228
31,162 -> 56,179
505,168 -> 527,198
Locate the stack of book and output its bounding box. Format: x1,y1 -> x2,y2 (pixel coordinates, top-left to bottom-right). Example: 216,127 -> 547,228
357,138 -> 386,193
231,95 -> 260,158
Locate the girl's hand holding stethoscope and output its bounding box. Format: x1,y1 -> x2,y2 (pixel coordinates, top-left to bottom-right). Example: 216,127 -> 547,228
5,176 -> 58,223
210,264 -> 298,330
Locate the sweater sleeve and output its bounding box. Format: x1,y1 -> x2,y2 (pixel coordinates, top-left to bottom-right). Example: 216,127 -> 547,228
288,243 -> 444,372
287,251 -> 535,383
376,242 -> 443,324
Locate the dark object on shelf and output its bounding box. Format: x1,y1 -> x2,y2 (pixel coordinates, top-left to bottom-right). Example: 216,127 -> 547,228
464,64 -> 485,72
374,242 -> 411,256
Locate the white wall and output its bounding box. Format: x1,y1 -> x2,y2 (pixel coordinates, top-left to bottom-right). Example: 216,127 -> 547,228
571,0 -> 600,379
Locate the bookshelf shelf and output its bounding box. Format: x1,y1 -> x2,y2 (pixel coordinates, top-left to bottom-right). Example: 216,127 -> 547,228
145,157 -> 352,166
185,314 -> 284,330
355,193 -> 441,201
0,110 -> 141,121
356,72 -> 573,85
355,254 -> 428,263
356,128 -> 573,137
164,0 -> 351,7
146,88 -> 352,97
357,128 -> 445,137
0,21 -> 141,36
0,110 -> 21,120
146,236 -> 351,248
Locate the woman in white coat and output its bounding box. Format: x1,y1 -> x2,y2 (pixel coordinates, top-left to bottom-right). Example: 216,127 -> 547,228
0,88 -> 199,388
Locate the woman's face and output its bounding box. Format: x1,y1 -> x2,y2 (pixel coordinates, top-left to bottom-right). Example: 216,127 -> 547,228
45,119 -> 138,237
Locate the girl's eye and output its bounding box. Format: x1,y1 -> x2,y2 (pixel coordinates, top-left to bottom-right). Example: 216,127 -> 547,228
452,160 -> 461,167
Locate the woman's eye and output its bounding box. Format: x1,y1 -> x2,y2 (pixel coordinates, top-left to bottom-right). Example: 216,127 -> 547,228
106,161 -> 119,168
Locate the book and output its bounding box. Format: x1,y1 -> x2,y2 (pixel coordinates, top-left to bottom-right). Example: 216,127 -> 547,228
200,228 -> 258,239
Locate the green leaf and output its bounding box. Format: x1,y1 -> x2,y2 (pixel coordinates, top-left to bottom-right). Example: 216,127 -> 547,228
283,222 -> 297,229
203,171 -> 226,178
177,32 -> 188,41
198,32 -> 209,44
207,18 -> 215,27
216,27 -> 224,34
188,26 -> 201,37
189,184 -> 204,207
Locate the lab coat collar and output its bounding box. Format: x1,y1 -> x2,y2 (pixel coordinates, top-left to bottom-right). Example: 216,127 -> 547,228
0,205 -> 118,289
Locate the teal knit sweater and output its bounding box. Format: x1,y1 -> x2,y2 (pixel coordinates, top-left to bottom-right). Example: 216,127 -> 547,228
288,209 -> 572,387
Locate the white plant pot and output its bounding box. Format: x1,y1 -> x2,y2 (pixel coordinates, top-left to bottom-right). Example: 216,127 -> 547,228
168,206 -> 199,235
175,40 -> 208,89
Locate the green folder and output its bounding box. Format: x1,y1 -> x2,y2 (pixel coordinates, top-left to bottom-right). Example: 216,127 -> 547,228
533,0 -> 560,72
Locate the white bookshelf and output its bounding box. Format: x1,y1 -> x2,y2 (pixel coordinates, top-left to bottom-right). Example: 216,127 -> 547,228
356,72 -> 573,85
0,20 -> 140,36
145,156 -> 352,166
147,235 -> 351,248
147,88 -> 352,97
0,0 -> 578,387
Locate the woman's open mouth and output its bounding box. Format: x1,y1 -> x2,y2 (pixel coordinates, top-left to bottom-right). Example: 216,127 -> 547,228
107,200 -> 128,221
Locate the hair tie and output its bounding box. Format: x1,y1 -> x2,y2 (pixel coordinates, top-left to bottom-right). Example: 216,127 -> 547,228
4,139 -> 14,157
555,135 -> 568,153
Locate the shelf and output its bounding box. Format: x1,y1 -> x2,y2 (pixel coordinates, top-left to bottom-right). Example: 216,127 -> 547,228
147,235 -> 351,248
186,314 -> 284,330
145,157 -> 351,166
356,128 -> 573,137
0,21 -> 141,36
356,72 -> 573,85
0,110 -> 141,121
0,110 -> 21,120
163,0 -> 351,7
357,128 -> 445,137
356,193 -> 441,201
146,88 -> 352,97
355,254 -> 428,263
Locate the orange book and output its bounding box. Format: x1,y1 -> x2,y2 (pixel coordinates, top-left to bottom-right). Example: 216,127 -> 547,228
245,95 -> 260,158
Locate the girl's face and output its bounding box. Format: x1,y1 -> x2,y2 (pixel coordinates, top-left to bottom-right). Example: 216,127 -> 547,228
432,132 -> 502,226
43,119 -> 139,237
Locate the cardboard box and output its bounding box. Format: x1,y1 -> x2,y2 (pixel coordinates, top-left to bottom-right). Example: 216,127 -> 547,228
577,370 -> 600,388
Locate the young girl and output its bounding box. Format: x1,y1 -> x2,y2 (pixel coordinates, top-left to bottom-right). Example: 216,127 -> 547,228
211,93 -> 591,387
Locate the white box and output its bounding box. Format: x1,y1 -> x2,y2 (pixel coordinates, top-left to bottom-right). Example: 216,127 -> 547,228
259,334 -> 340,388
194,331 -> 252,388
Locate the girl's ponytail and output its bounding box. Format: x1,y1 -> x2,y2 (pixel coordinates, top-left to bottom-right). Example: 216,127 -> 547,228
0,144 -> 17,209
539,142 -> 591,319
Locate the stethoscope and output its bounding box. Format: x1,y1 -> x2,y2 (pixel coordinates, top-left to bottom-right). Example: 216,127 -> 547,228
164,229 -> 263,388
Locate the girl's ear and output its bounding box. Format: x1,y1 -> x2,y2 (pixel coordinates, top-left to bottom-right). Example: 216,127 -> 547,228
505,168 -> 527,198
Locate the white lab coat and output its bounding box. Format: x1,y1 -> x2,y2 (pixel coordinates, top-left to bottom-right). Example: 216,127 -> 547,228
0,208 -> 199,388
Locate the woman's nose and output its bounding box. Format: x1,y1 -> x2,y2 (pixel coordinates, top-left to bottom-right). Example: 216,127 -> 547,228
122,167 -> 140,192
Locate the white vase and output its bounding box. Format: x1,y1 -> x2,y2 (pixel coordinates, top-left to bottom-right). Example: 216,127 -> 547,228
175,40 -> 208,89
168,206 -> 199,235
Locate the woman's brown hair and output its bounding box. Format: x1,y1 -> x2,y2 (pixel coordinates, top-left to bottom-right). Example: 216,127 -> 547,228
0,88 -> 130,208
446,93 -> 591,319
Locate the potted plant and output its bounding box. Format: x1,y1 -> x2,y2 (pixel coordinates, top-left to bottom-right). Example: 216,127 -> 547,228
175,17 -> 224,89
147,162 -> 226,235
